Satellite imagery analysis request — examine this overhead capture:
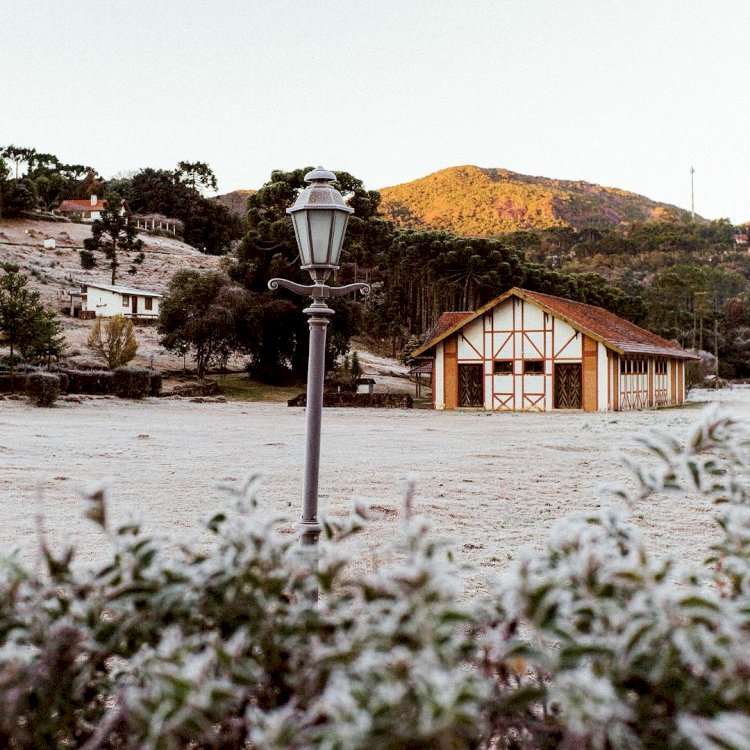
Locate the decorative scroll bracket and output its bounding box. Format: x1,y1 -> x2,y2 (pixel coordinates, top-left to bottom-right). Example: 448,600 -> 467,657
268,278 -> 371,301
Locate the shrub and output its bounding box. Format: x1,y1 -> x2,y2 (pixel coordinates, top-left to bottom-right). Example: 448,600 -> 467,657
63,368 -> 114,395
0,372 -> 28,392
86,315 -> 138,369
113,364 -> 150,398
288,391 -> 413,408
1,409 -> 750,748
25,372 -> 60,406
149,369 -> 162,397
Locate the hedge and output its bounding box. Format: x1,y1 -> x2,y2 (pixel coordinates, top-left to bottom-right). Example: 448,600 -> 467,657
64,369 -> 114,395
113,365 -> 151,399
288,391 -> 413,408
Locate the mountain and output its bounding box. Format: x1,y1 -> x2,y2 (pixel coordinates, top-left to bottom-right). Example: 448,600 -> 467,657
378,165 -> 692,236
215,189 -> 255,217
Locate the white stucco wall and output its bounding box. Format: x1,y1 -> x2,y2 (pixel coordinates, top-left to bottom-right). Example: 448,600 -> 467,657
434,342 -> 445,409
597,342 -> 609,411
82,287 -> 160,318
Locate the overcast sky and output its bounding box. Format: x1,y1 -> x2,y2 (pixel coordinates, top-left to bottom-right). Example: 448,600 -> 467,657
2,1 -> 748,222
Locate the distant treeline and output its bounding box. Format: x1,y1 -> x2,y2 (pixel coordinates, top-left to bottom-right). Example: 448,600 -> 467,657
3,150 -> 750,379
0,146 -> 243,255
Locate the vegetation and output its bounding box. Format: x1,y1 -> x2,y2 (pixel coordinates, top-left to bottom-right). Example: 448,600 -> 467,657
86,315 -> 139,369
212,373 -> 301,402
158,270 -> 256,379
1,409 -> 750,747
0,265 -> 65,379
25,371 -> 60,406
0,144 -> 97,216
113,364 -> 151,399
379,165 -> 692,236
0,145 -> 243,255
81,192 -> 144,284
116,166 -> 243,254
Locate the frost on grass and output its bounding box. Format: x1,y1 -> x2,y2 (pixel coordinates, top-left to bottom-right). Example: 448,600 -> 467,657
2,406 -> 750,748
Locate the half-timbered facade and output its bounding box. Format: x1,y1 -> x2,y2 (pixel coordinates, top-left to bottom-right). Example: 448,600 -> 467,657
412,288 -> 697,412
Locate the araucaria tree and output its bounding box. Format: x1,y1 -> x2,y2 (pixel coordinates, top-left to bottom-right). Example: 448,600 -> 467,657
158,269 -> 256,379
86,315 -> 138,369
82,193 -> 143,284
0,264 -> 60,378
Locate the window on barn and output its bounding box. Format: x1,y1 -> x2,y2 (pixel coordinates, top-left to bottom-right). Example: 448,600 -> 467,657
145,297 -> 153,311
523,360 -> 544,374
122,295 -> 130,306
493,359 -> 513,374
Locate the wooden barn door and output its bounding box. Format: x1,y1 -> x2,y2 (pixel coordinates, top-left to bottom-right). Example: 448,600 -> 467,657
554,363 -> 582,409
458,364 -> 483,406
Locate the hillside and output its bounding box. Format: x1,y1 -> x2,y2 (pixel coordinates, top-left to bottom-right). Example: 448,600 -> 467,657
0,218 -> 223,369
379,165 -> 692,236
215,189 -> 255,217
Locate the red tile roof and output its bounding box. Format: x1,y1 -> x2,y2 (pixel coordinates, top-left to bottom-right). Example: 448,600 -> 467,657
424,312 -> 472,345
413,287 -> 697,360
58,199 -> 107,213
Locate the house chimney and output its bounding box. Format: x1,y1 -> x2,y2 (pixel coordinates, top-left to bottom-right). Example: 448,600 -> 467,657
90,194 -> 97,207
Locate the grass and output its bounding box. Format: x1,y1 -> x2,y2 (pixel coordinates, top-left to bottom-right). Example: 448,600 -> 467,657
210,373 -> 302,403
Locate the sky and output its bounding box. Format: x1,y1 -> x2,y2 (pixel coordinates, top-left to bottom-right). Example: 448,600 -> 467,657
1,0 -> 748,222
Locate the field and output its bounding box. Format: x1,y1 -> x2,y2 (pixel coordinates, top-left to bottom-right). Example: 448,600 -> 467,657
0,388 -> 743,592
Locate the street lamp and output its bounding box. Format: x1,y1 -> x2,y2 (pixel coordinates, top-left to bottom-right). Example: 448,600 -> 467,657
268,167 -> 370,550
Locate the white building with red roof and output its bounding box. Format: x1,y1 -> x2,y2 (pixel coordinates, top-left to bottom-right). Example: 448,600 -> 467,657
57,194 -> 108,221
412,287 -> 697,412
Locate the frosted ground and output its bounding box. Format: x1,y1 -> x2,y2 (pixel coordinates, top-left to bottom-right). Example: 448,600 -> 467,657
0,387 -> 745,592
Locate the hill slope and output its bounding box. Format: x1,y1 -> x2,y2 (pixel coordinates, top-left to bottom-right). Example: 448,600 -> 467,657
379,165 -> 692,236
215,189 -> 255,217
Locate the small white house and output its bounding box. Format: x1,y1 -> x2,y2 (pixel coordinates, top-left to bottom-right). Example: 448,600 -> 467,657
58,195 -> 108,222
69,282 -> 162,320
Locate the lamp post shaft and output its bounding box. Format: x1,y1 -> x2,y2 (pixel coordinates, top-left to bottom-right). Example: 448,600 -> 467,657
300,304 -> 333,545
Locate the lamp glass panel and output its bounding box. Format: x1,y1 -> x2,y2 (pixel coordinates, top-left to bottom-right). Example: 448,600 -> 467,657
292,213 -> 312,266
330,211 -> 349,266
308,210 -> 334,265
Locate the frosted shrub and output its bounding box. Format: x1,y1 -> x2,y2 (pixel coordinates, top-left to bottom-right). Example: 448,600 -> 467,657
1,407 -> 750,748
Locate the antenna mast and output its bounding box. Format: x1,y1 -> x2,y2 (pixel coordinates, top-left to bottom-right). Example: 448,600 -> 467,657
690,165 -> 695,221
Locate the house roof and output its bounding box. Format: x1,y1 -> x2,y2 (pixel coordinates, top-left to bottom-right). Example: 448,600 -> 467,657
58,199 -> 107,213
412,287 -> 698,360
78,281 -> 163,298
424,312 -> 473,344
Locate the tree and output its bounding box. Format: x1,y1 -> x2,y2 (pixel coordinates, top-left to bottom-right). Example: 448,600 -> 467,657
175,161 -> 218,193
86,315 -> 138,369
125,167 -> 242,255
0,265 -> 49,380
1,144 -> 36,179
22,308 -> 66,368
82,193 -> 143,284
158,270 -> 256,379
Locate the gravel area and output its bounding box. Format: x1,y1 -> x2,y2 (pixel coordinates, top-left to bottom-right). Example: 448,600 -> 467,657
0,387 -> 743,592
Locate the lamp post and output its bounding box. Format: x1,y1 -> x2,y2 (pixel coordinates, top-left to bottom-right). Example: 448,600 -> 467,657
268,167 -> 370,550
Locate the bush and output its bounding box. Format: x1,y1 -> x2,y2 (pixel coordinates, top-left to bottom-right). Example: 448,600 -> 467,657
288,391 -> 413,408
25,372 -> 60,406
0,372 -> 28,392
87,315 -> 138,369
149,369 -> 162,397
2,409 -> 750,748
63,368 -> 114,395
113,365 -> 151,398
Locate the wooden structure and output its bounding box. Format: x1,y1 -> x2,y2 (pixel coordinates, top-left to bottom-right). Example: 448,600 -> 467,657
68,282 -> 162,320
132,213 -> 184,236
412,287 -> 697,412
